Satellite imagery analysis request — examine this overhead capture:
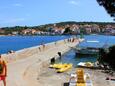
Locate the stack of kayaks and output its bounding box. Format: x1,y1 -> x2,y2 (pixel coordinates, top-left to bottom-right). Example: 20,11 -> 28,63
69,69 -> 93,86
50,63 -> 72,73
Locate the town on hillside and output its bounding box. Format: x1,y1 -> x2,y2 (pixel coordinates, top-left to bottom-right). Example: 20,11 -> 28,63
0,21 -> 115,36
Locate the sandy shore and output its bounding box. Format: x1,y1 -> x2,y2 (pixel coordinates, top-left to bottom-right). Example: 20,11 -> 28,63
31,66 -> 115,86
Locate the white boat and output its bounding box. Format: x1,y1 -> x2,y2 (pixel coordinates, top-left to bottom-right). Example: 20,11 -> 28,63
75,40 -> 100,55
77,62 -> 94,68
76,47 -> 99,55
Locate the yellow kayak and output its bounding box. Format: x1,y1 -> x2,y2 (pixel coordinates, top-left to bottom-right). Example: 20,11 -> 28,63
76,83 -> 86,86
49,63 -> 64,69
57,64 -> 72,73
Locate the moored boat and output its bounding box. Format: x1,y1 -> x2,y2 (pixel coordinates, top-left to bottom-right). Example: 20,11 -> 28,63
77,62 -> 94,68
75,40 -> 101,55
75,47 -> 99,55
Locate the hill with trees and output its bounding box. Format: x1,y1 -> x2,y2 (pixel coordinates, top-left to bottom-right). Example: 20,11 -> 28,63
0,21 -> 115,35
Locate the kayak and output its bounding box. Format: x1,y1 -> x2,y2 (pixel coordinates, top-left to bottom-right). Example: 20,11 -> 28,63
49,63 -> 63,69
76,83 -> 86,86
69,69 -> 93,86
57,64 -> 72,73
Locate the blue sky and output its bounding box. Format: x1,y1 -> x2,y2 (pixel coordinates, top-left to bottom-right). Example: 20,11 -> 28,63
0,0 -> 114,27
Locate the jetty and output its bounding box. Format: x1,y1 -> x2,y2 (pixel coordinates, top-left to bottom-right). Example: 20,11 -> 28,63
1,38 -> 84,86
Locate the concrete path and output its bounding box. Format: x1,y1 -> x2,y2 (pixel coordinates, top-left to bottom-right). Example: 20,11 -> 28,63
4,39 -> 81,86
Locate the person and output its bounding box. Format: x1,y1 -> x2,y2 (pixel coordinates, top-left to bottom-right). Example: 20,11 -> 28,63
41,42 -> 45,50
38,47 -> 41,52
8,50 -> 15,54
57,52 -> 62,59
55,42 -> 57,46
43,44 -> 45,50
0,55 -> 7,86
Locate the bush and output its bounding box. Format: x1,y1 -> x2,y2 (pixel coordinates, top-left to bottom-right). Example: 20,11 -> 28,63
98,45 -> 115,69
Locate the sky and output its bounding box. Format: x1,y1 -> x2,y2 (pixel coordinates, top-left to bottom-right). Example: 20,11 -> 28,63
0,0 -> 114,27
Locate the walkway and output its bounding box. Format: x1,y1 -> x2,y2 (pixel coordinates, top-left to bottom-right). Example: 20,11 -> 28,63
5,38 -> 82,86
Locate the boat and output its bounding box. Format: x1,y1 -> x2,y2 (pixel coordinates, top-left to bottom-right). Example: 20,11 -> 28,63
76,47 -> 99,55
77,62 -> 94,68
69,69 -> 93,86
75,40 -> 101,55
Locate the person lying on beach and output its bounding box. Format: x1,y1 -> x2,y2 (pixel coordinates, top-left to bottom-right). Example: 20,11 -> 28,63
106,77 -> 115,81
0,55 -> 7,86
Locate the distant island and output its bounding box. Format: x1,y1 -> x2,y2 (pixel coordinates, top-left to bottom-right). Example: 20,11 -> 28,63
0,21 -> 115,36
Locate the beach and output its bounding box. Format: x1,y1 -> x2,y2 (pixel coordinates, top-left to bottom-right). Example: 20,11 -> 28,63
31,67 -> 115,86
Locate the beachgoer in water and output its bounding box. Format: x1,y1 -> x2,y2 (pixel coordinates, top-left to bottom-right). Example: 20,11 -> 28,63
0,55 -> 7,86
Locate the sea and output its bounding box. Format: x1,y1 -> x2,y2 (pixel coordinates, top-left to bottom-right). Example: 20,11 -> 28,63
0,35 -> 115,66
56,35 -> 115,67
0,35 -> 70,54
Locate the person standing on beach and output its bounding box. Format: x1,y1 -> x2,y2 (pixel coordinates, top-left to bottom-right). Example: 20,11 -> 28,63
58,52 -> 62,59
0,55 -> 7,86
41,41 -> 45,51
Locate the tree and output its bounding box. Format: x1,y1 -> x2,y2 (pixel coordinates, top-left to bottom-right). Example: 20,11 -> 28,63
107,45 -> 115,68
97,0 -> 115,20
98,48 -> 107,64
63,27 -> 71,34
98,45 -> 115,69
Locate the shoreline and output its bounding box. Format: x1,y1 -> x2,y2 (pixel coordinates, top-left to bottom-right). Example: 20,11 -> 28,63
0,33 -> 115,36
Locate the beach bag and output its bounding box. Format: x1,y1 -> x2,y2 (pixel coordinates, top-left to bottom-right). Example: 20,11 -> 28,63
0,63 -> 3,74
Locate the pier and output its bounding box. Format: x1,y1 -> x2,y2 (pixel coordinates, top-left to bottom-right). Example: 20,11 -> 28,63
2,38 -> 84,86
